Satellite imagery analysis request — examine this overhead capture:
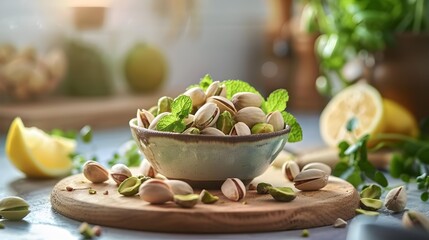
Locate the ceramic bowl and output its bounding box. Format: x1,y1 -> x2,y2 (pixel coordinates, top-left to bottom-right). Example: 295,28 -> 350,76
129,118 -> 290,188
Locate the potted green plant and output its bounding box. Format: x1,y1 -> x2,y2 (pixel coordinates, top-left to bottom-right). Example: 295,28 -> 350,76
302,0 -> 429,119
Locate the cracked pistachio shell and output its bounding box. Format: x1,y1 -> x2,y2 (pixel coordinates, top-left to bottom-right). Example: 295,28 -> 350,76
360,198 -> 383,211
165,180 -> 194,195
385,186 -> 407,212
148,112 -> 169,130
293,169 -> 328,191
355,208 -> 379,216
0,196 -> 30,221
251,123 -> 274,134
234,107 -> 266,128
110,163 -> 132,185
360,184 -> 382,199
206,96 -> 237,115
137,109 -> 154,128
83,160 -> 109,184
266,111 -> 285,131
282,161 -> 300,181
205,81 -> 226,98
256,182 -> 273,194
216,111 -> 235,135
201,127 -> 225,136
221,178 -> 246,201
148,106 -> 158,117
174,194 -> 199,208
403,211 -> 429,232
139,179 -> 174,204
333,218 -> 347,228
302,162 -> 332,176
183,114 -> 195,128
184,87 -> 206,108
139,159 -> 157,178
230,122 -> 251,136
118,176 -> 142,196
183,127 -> 200,134
200,189 -> 219,204
194,103 -> 220,129
231,92 -> 263,111
157,96 -> 173,114
268,187 -> 296,202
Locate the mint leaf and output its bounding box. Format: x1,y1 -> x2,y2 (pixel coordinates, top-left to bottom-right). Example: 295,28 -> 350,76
156,114 -> 185,133
171,95 -> 192,119
265,89 -> 289,113
199,74 -> 213,90
223,80 -> 261,99
281,111 -> 303,143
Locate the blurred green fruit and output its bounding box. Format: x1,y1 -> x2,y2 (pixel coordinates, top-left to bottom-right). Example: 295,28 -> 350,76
124,43 -> 168,92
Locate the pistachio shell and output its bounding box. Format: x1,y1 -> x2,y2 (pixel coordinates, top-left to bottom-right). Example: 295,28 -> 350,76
230,122 -> 251,136
205,81 -> 226,98
234,107 -> 266,128
184,87 -> 206,108
148,112 -> 169,130
216,111 -> 235,134
139,179 -> 174,204
268,187 -> 296,202
355,208 -> 379,216
148,106 -> 158,117
110,164 -> 132,185
266,111 -> 285,131
200,189 -> 219,204
201,127 -> 225,136
384,186 -> 407,212
333,218 -> 347,228
183,127 -> 200,134
360,198 -> 383,211
293,169 -> 328,191
137,109 -> 155,128
83,160 -> 109,184
206,96 -> 237,115
282,161 -> 300,181
256,182 -> 273,194
221,178 -> 246,201
0,209 -> 31,221
194,103 -> 220,129
231,92 -> 263,110
302,162 -> 332,176
403,211 -> 429,232
0,196 -> 30,221
139,159 -> 158,178
118,176 -> 142,196
251,123 -> 274,134
165,180 -> 194,195
174,194 -> 199,208
360,184 -> 382,199
183,114 -> 195,128
157,96 -> 173,114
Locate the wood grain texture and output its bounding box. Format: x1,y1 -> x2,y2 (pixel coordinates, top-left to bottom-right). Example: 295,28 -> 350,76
50,167 -> 359,233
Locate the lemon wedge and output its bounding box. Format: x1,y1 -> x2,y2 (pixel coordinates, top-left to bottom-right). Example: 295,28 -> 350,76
320,82 -> 385,147
383,99 -> 419,138
5,118 -> 76,178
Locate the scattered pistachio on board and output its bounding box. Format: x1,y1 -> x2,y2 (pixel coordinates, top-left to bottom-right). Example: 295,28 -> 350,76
110,164 -> 132,185
83,161 -> 109,184
221,178 -> 246,202
268,187 -> 296,202
294,169 -> 328,191
174,194 -> 199,208
200,190 -> 219,204
256,182 -> 273,194
118,176 -> 142,196
0,196 -> 30,221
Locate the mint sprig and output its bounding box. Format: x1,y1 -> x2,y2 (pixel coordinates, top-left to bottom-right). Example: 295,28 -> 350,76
281,111 -> 303,143
223,80 -> 261,99
264,89 -> 289,113
187,74 -> 213,91
156,95 -> 192,133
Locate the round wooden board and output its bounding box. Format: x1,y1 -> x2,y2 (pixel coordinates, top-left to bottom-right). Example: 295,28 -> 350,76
51,167 -> 359,233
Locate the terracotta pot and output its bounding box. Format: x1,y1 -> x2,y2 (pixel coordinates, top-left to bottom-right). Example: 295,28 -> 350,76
371,34 -> 429,120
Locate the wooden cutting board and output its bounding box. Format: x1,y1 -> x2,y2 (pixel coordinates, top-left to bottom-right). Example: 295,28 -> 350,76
50,167 -> 359,233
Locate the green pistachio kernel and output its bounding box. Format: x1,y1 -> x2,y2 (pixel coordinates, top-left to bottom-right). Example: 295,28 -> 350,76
199,189 -> 219,204
251,123 -> 274,134
256,182 -> 273,194
174,194 -> 200,208
118,176 -> 142,196
355,208 -> 379,216
268,187 -> 296,202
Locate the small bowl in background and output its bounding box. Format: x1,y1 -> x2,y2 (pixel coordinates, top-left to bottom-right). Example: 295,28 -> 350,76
129,118 -> 290,189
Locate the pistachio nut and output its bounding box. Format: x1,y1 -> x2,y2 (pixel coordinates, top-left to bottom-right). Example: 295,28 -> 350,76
333,218 -> 347,228
355,208 -> 379,216
183,127 -> 200,134
201,127 -> 225,136
229,122 -> 251,136
184,87 -> 206,108
148,106 -> 158,117
194,103 -> 220,129
148,112 -> 169,130
221,178 -> 246,201
216,111 -> 235,134
83,160 -> 109,184
256,182 -> 273,194
360,198 -> 383,211
118,176 -> 142,196
157,96 -> 173,114
139,159 -> 158,178
282,161 -> 300,182
183,114 -> 195,128
360,184 -> 382,199
137,109 -> 155,128
0,196 -> 30,221
205,81 -> 226,98
293,169 -> 329,191
173,194 -> 199,208
138,179 -> 174,204
251,123 -> 274,134
268,187 -> 296,202
231,92 -> 263,111
199,189 -> 219,204
110,163 -> 132,185
234,107 -> 266,128
206,96 -> 237,115
403,211 -> 429,232
165,180 -> 194,195
302,162 -> 332,176
384,186 -> 407,212
266,111 -> 285,131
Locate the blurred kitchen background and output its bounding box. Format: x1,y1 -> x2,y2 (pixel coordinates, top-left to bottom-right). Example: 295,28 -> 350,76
0,0 -> 427,132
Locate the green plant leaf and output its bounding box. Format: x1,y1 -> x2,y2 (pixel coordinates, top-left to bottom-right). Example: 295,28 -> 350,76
417,147 -> 429,164
265,89 -> 289,113
421,192 -> 429,202
199,74 -> 213,90
223,80 -> 261,99
156,114 -> 185,133
80,125 -> 93,143
373,171 -> 388,187
338,141 -> 350,158
346,117 -> 359,133
333,161 -> 349,177
281,111 -> 303,143
171,95 -> 193,119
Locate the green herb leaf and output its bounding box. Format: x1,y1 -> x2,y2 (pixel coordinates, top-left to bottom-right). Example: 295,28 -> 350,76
373,171 -> 388,187
421,192 -> 429,202
50,129 -> 77,139
265,89 -> 289,113
156,114 -> 185,133
346,117 -> 359,132
171,95 -> 193,119
389,154 -> 405,178
223,80 -> 261,99
199,74 -> 213,90
80,125 -> 93,143
281,111 -> 303,143
338,141 -> 350,158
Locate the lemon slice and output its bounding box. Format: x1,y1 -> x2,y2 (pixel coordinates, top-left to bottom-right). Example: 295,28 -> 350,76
5,118 -> 76,178
383,99 -> 419,138
320,82 -> 384,147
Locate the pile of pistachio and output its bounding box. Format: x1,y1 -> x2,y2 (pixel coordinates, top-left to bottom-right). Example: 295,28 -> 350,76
0,196 -> 30,222
137,80 -> 287,136
283,161 -> 331,191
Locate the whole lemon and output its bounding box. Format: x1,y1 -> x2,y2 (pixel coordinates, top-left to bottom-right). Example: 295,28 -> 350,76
124,43 -> 168,92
